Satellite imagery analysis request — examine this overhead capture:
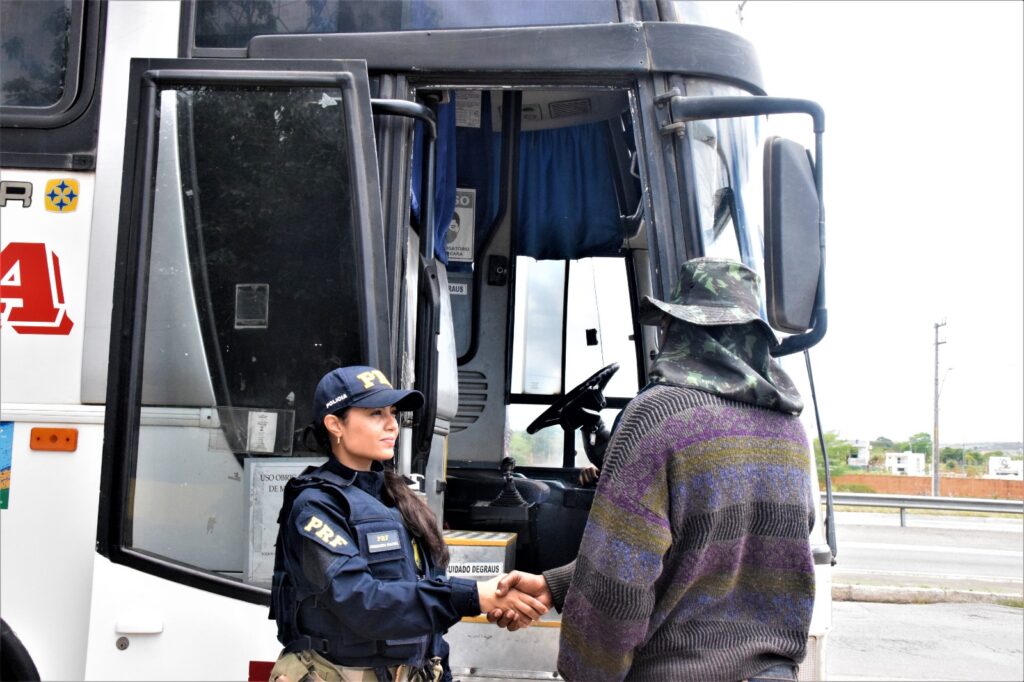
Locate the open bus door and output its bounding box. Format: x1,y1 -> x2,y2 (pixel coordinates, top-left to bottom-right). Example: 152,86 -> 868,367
87,58 -> 394,679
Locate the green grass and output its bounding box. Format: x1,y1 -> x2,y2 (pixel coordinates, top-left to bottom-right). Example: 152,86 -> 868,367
995,597 -> 1024,609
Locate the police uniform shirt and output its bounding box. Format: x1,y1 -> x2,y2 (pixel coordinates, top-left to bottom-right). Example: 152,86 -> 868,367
280,458 -> 479,654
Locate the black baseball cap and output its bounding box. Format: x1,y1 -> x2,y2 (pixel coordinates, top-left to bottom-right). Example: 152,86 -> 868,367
314,365 -> 424,422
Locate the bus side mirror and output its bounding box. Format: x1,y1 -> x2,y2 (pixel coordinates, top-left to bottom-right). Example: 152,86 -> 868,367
763,136 -> 821,336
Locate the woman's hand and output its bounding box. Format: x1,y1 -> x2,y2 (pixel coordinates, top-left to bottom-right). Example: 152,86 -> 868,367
476,574 -> 549,626
486,571 -> 554,631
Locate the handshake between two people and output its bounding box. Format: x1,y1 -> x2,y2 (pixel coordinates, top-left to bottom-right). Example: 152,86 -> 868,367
478,571 -> 552,631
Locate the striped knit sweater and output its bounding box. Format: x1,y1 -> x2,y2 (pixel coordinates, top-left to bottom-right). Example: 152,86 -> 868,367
556,385 -> 816,682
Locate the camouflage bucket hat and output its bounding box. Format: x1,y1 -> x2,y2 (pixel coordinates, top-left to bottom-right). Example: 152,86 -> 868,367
639,257 -> 776,339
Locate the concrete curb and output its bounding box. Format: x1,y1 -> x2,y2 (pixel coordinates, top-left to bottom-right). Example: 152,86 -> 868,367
832,583 -> 1022,605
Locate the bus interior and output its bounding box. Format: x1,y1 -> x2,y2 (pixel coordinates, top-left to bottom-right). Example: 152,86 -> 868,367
123,78 -> 673,585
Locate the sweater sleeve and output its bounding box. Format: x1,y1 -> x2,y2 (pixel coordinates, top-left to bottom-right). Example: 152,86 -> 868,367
541,560 -> 576,612
556,410 -> 674,682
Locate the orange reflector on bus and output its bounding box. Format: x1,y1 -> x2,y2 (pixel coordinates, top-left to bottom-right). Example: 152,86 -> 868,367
30,427 -> 78,452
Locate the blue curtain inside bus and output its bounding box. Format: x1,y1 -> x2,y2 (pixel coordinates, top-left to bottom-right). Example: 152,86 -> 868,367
414,97 -> 624,263
411,98 -> 457,263
515,121 -> 623,260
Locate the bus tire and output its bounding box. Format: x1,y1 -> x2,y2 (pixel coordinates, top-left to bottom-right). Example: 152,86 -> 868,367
0,618 -> 40,682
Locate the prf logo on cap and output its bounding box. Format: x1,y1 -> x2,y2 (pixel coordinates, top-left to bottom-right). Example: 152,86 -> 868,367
314,365 -> 424,421
355,369 -> 391,390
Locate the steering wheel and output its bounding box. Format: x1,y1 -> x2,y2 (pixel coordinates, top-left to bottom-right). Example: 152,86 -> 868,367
526,363 -> 619,435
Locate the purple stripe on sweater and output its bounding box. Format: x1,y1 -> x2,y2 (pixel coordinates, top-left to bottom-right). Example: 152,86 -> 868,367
594,442 -> 672,527
669,535 -> 814,577
559,592 -> 648,680
675,463 -> 811,515
719,589 -> 814,629
660,588 -> 814,631
580,523 -> 666,582
595,484 -> 670,529
660,405 -> 808,451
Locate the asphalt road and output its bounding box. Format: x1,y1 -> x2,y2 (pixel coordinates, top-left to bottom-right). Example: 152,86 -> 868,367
829,601 -> 1024,681
831,510 -> 1024,595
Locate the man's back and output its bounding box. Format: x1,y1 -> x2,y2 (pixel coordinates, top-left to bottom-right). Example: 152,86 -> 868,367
559,384 -> 816,682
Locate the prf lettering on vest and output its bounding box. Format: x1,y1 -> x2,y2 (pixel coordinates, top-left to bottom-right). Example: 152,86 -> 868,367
303,515 -> 349,548
356,369 -> 391,389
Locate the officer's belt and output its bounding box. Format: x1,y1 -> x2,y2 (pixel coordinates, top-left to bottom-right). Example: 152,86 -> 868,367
282,634 -> 407,681
283,634 -> 330,656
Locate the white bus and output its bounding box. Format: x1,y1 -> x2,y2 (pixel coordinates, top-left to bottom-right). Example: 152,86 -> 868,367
0,1 -> 834,679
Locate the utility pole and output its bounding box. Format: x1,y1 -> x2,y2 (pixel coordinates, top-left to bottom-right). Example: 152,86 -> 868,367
932,320 -> 947,496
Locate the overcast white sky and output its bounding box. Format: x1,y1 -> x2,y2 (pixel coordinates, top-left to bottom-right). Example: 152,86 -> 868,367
739,1 -> 1024,445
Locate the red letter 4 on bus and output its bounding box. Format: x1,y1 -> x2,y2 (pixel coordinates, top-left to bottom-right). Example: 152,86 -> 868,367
0,242 -> 74,335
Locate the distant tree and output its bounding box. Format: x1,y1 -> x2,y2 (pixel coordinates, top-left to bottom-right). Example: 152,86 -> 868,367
508,431 -> 534,465
908,432 -> 933,455
507,427 -> 564,467
965,450 -> 985,466
940,446 -> 964,464
871,436 -> 894,449
812,430 -> 854,487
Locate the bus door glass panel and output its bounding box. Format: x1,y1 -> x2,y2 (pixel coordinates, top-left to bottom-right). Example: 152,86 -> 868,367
508,256 -> 638,468
132,79 -> 365,584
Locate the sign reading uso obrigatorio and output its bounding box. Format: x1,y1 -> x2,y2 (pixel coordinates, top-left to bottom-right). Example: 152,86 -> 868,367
243,457 -> 324,585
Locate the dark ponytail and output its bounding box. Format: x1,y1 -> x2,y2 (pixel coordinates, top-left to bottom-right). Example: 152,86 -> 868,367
315,411 -> 450,568
382,470 -> 450,567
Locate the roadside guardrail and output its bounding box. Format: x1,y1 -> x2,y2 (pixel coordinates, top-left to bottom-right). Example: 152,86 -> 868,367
822,492 -> 1024,527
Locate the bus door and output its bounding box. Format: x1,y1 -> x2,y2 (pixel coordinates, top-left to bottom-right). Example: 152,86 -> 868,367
86,58 -> 390,680
392,85 -> 652,674
433,85 -> 648,555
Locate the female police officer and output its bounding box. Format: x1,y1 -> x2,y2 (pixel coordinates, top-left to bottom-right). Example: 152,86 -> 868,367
270,365 -> 547,682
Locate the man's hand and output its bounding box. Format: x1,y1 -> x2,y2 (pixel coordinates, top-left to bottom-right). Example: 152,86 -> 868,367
485,571 -> 553,631
477,574 -> 549,627
578,465 -> 599,486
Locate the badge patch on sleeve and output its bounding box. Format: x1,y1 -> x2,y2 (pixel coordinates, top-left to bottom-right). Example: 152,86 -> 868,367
301,513 -> 353,552
367,531 -> 401,553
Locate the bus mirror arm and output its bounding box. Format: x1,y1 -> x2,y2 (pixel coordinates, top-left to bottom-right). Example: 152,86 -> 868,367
773,308 -> 827,357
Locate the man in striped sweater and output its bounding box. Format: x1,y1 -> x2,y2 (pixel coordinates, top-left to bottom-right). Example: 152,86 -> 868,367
494,258 -> 817,682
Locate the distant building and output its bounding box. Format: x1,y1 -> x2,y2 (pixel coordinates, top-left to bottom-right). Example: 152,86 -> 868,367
885,451 -> 926,476
847,440 -> 871,467
984,457 -> 1024,480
